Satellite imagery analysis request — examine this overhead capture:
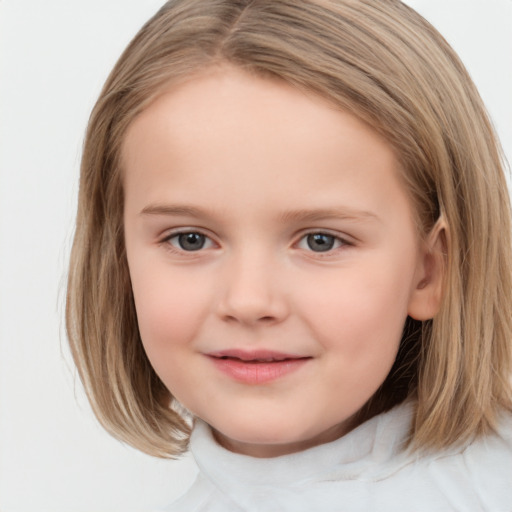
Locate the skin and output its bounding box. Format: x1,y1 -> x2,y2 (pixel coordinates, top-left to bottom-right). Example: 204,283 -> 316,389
123,66 -> 441,458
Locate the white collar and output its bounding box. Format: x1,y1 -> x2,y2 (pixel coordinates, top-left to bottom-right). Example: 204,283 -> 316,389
189,401 -> 415,492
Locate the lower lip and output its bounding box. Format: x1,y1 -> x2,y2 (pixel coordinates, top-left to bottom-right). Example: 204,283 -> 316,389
208,357 -> 309,384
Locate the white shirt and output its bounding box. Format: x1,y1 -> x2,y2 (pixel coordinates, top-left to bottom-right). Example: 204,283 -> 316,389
159,402 -> 512,511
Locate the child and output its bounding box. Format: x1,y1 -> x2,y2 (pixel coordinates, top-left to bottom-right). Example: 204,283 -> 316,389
66,0 -> 512,510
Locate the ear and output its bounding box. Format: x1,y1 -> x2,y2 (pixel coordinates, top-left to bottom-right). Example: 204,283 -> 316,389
407,218 -> 447,321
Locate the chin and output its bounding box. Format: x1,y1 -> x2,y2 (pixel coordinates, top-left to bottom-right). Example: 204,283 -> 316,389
209,414 -> 343,457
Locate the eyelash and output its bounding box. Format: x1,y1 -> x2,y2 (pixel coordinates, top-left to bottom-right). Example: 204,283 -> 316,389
161,230 -> 216,253
160,229 -> 352,255
296,232 -> 348,253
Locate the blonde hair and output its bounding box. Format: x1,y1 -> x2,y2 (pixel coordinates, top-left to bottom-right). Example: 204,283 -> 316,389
66,0 -> 512,457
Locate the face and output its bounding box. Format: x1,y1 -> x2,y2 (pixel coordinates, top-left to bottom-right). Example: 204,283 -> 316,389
123,66 -> 428,458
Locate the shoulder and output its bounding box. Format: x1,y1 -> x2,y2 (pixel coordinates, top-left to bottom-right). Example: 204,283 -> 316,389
155,473 -> 235,512
425,410 -> 512,478
391,411 -> 512,510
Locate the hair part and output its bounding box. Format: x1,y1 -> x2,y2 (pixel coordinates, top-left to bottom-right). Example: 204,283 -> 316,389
67,0 -> 512,457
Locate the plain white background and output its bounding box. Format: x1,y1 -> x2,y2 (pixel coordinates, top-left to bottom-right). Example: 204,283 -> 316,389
0,1 -> 511,511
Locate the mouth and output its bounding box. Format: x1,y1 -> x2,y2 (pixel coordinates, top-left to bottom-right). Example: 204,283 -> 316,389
206,349 -> 311,384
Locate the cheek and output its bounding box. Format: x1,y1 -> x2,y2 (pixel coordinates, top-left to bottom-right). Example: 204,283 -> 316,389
296,259 -> 413,359
300,267 -> 411,410
129,264 -> 210,359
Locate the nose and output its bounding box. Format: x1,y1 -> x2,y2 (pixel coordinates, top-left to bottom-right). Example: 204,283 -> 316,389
216,252 -> 289,327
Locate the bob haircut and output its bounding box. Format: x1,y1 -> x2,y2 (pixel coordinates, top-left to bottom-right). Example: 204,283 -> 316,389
67,0 -> 512,458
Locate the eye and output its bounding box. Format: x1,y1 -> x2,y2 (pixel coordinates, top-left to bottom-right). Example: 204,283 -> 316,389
297,233 -> 344,252
166,231 -> 214,252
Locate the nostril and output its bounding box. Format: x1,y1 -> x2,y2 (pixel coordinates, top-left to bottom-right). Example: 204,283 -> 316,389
217,291 -> 289,325
222,314 -> 277,325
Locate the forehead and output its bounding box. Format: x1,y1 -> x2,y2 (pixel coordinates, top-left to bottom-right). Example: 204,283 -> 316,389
121,67 -> 363,166
121,66 -> 412,227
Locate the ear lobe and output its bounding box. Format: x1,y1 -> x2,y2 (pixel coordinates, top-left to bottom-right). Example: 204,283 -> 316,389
407,218 -> 447,321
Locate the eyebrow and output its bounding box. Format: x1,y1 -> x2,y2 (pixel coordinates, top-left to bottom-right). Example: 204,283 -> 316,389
140,204 -> 210,217
140,203 -> 379,224
278,207 -> 379,224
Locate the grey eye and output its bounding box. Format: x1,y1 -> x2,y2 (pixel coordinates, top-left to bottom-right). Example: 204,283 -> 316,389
172,232 -> 207,251
297,232 -> 344,253
306,233 -> 336,252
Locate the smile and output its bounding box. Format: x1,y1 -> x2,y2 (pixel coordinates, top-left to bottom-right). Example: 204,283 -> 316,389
206,349 -> 311,385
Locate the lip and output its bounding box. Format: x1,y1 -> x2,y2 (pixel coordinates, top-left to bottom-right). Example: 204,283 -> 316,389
206,349 -> 311,384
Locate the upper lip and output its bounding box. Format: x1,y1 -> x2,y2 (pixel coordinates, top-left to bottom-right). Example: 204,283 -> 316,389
206,349 -> 310,362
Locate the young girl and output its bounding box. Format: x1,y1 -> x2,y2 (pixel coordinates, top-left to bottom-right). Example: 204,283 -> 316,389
66,0 -> 512,510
